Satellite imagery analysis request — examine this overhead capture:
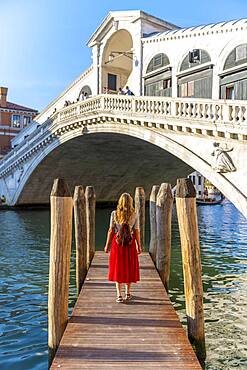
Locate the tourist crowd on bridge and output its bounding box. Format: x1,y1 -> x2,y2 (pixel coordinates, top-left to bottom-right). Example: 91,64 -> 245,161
62,85 -> 134,108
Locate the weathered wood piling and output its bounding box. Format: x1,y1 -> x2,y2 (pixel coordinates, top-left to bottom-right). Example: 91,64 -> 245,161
73,185 -> 87,295
149,185 -> 160,264
85,186 -> 96,268
156,183 -> 173,291
175,178 -> 206,363
48,179 -> 73,366
135,187 -> 145,249
47,178 -> 205,368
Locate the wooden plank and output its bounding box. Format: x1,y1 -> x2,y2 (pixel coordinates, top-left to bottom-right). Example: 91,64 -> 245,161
135,187 -> 145,249
176,178 -> 206,362
73,185 -> 87,294
156,183 -> 173,291
149,185 -> 160,263
48,178 -> 73,366
50,252 -> 201,369
85,186 -> 96,267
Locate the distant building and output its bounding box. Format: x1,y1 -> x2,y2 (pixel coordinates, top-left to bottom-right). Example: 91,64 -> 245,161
188,171 -> 221,200
0,87 -> 38,157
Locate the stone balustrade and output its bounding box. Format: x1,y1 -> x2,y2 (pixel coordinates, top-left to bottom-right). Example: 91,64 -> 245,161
55,95 -> 247,125
0,94 -> 246,176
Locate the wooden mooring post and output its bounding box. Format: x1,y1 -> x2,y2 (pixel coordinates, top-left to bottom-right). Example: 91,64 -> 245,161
156,183 -> 173,291
85,186 -> 96,268
73,185 -> 87,295
149,185 -> 160,264
175,178 -> 206,363
135,187 -> 145,249
48,179 -> 73,367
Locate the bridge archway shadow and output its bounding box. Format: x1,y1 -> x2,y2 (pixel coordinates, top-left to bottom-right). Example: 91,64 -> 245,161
17,132 -> 192,205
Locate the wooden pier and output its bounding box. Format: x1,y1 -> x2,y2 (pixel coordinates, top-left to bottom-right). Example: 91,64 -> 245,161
48,178 -> 205,369
50,252 -> 201,369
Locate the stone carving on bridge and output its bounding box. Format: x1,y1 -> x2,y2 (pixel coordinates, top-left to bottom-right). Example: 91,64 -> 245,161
211,142 -> 236,173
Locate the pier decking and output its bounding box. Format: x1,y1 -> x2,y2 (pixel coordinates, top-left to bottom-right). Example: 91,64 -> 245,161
50,251 -> 201,369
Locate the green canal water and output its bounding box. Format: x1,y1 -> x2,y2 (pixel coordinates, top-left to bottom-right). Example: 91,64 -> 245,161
0,201 -> 247,369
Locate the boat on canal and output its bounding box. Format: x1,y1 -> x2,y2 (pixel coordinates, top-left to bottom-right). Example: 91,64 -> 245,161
196,196 -> 224,205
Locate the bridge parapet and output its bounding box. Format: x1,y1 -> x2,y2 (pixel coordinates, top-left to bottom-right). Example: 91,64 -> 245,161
0,95 -> 247,177
55,95 -> 247,126
0,94 -> 246,219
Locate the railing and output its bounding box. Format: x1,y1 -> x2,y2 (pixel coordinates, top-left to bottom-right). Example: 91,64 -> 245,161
55,95 -> 247,125
175,99 -> 247,123
0,95 -> 246,174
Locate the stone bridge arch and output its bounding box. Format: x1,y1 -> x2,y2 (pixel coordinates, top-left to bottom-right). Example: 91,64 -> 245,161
11,121 -> 246,220
0,94 -> 246,217
14,125 -> 191,205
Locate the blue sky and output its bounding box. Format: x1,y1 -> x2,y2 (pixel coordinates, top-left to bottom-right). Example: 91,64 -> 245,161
1,0 -> 247,111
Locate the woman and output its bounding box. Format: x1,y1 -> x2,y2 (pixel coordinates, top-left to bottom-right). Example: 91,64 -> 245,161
104,193 -> 142,303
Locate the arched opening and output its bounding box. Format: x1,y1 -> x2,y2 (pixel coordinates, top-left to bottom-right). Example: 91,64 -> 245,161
13,123 -> 247,219
17,133 -> 191,204
101,30 -> 133,94
178,49 -> 213,98
220,44 -> 247,100
144,53 -> 172,97
78,85 -> 92,100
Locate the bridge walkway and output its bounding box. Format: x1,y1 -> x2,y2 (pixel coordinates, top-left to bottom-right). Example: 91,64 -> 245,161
50,251 -> 201,369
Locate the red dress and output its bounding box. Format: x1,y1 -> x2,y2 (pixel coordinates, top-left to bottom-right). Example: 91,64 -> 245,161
108,232 -> 140,283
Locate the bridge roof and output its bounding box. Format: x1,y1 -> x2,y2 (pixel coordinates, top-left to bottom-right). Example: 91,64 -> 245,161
87,10 -> 179,47
143,18 -> 247,40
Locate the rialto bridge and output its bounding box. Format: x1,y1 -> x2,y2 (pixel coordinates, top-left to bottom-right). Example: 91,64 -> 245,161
1,10 -> 247,216
0,94 -> 247,218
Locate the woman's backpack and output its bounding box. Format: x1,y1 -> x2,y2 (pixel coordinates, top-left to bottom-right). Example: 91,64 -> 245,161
116,223 -> 133,246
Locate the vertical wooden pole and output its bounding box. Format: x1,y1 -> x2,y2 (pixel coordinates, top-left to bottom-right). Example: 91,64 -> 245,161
175,178 -> 206,362
73,185 -> 87,295
85,186 -> 96,268
48,178 -> 73,367
135,187 -> 145,249
156,183 -> 173,291
149,185 -> 160,263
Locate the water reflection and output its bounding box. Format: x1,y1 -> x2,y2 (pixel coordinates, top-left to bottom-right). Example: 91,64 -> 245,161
0,202 -> 246,369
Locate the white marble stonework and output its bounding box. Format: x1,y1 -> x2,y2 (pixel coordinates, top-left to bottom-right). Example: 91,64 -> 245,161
27,11 -> 247,125
0,11 -> 247,219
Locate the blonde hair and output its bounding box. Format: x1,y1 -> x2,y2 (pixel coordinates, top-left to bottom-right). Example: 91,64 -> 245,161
116,193 -> 135,225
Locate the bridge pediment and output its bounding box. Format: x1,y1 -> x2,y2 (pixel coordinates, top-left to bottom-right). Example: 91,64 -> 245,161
87,10 -> 178,47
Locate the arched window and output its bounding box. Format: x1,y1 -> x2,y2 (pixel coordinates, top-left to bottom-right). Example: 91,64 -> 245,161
144,54 -> 171,97
223,44 -> 247,70
180,50 -> 211,72
78,85 -> 92,100
178,49 -> 212,99
146,53 -> 170,74
220,44 -> 247,100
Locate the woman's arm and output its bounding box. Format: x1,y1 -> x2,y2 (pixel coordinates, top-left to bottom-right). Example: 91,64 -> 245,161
104,228 -> 115,253
133,228 -> 142,254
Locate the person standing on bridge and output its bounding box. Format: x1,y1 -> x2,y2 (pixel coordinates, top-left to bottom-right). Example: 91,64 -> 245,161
104,193 -> 142,303
124,86 -> 135,96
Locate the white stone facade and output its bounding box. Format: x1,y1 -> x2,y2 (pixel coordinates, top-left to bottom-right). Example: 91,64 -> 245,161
13,11 -> 247,145
1,93 -> 247,216
1,10 -> 247,217
22,11 -> 178,127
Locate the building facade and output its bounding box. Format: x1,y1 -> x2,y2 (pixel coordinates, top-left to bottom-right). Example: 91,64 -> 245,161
188,171 -> 222,200
0,87 -> 38,157
11,10 -> 247,145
